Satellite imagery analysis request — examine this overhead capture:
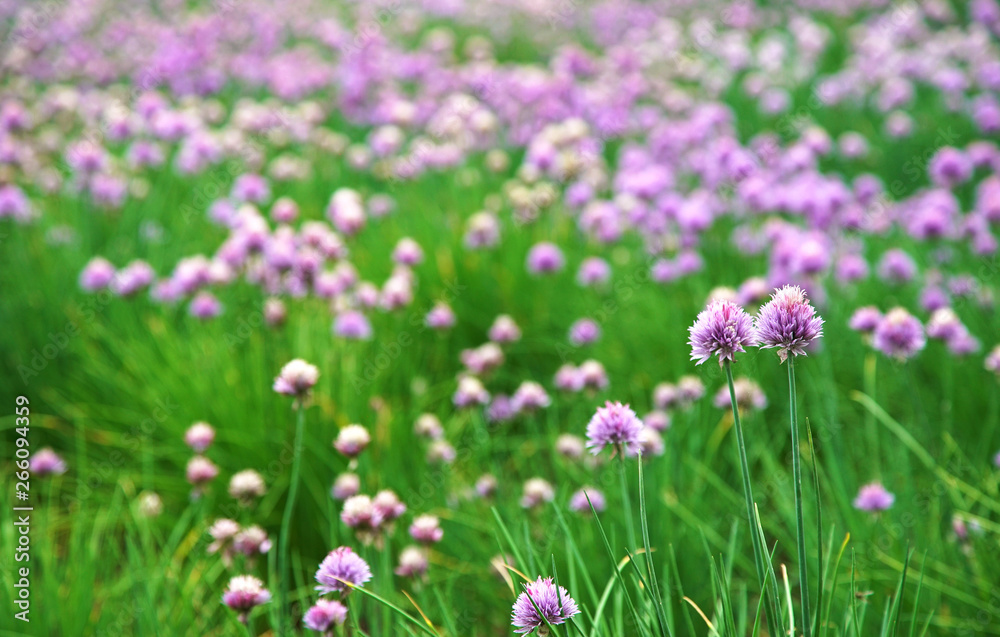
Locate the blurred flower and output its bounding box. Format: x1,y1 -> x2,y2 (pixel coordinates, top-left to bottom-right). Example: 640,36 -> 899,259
333,310 -> 373,340
569,487 -> 605,514
303,599 -> 348,631
714,378 -> 767,412
29,448 -> 66,476
427,439 -> 457,464
395,545 -> 429,578
79,257 -> 116,291
334,424 -> 371,458
373,490 -> 407,523
520,478 -> 555,509
848,307 -> 882,334
872,308 -> 926,360
853,482 -> 894,512
453,376 -> 490,407
425,303 -> 456,330
414,413 -> 444,439
186,456 -> 219,488
233,525 -> 272,556
568,318 -> 601,346
341,495 -> 383,534
184,422 -> 216,453
511,381 -> 551,413
137,491 -> 163,517
273,359 -> 319,398
489,315 -> 522,343
331,473 -> 361,501
409,514 -> 444,544
526,242 -> 565,274
229,469 -> 266,504
189,291 -> 223,320
476,474 -> 498,498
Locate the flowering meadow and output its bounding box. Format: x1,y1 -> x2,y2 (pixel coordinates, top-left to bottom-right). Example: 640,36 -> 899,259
3,0 -> 1000,635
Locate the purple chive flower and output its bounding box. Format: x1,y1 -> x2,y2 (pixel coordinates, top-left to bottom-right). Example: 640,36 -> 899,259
333,310 -> 374,340
427,440 -> 457,464
872,308 -> 926,360
556,434 -> 586,459
643,410 -> 671,432
186,456 -> 219,487
511,381 -> 551,412
189,291 -> 223,319
334,424 -> 371,458
273,359 -> 319,398
315,546 -> 373,594
585,401 -> 643,455
425,303 -> 456,330
568,318 -> 601,346
520,478 -> 555,509
184,422 -> 216,453
392,237 -> 424,266
578,360 -> 609,391
331,473 -> 361,501
853,482 -> 895,512
303,599 -> 349,631
222,575 -> 271,620
569,487 -> 605,514
475,474 -> 498,498
233,525 -> 272,556
653,383 -> 679,410
554,364 -> 584,392
270,197 -> 299,224
341,495 -> 384,535
577,257 -> 611,286
414,414 -> 444,439
754,285 -> 824,362
453,376 -> 490,408
29,448 -> 67,476
409,514 -> 444,544
264,298 -> 287,327
526,242 -> 565,274
489,315 -> 522,343
79,257 -> 116,291
511,577 -> 581,634
848,306 -> 883,334
986,345 -> 1000,375
877,249 -> 918,285
395,545 -> 429,578
372,490 -> 407,523
713,378 -> 768,412
928,147 -> 974,188
688,299 -> 757,365
677,376 -> 706,404
229,470 -> 266,503
112,260 -> 155,296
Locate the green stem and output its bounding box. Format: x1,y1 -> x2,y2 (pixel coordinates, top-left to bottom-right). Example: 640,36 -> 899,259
725,361 -> 779,637
278,405 -> 306,632
863,352 -> 880,476
789,358 -> 811,637
617,452 -> 636,553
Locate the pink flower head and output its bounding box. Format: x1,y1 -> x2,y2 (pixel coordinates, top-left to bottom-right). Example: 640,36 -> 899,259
689,300 -> 757,365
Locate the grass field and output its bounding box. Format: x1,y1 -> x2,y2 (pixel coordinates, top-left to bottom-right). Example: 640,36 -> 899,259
2,0 -> 1000,635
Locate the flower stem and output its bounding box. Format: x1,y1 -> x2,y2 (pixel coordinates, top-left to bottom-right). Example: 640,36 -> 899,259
617,452 -> 636,553
788,358 -> 811,637
725,361 -> 779,636
278,405 -> 306,632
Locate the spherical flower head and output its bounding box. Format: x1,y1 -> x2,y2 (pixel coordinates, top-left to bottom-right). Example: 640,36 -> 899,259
578,360 -> 609,391
29,448 -> 67,476
511,577 -> 581,634
331,472 -> 361,500
453,376 -> 490,408
264,298 -> 287,327
643,410 -> 671,432
585,401 -> 643,455
273,358 -> 319,398
653,383 -> 679,410
635,427 -> 665,457
137,491 -> 163,518
577,257 -> 611,286
333,310 -> 373,340
476,474 -> 498,498
848,306 -> 882,334
569,487 -> 605,514
395,545 -> 429,578
489,315 -> 522,343
872,308 -> 926,360
373,490 -> 407,523
677,375 -> 705,404
79,257 -> 116,291
222,575 -> 271,613
303,599 -> 348,631
555,434 -> 586,459
753,285 -> 824,362
521,478 -> 555,509
554,364 -> 584,392
233,525 -> 272,556
568,318 -> 601,346
926,308 -> 963,341
689,299 -> 757,366
186,455 -> 219,486
184,421 -> 216,453
208,518 -> 241,553
986,345 -> 1000,375
526,242 -> 565,274
341,495 -> 384,532
334,424 -> 371,458
425,303 -> 456,330
315,546 -> 373,594
229,469 -> 266,502
853,482 -> 895,512
392,237 -> 424,265
512,381 -> 551,413
427,439 -> 457,464
414,413 -> 444,439
409,514 -> 444,544
189,291 -> 223,319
